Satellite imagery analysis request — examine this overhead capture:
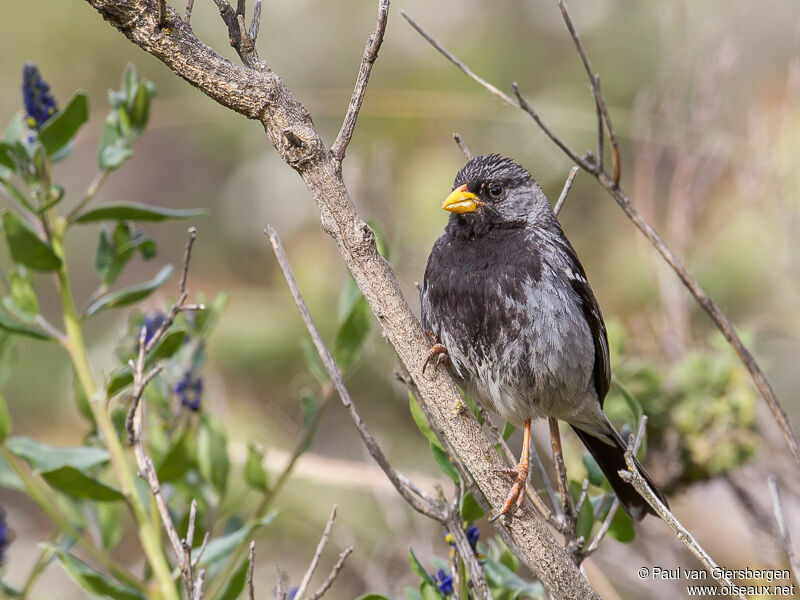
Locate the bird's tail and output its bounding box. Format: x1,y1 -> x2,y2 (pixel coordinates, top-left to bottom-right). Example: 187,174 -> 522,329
570,422 -> 668,521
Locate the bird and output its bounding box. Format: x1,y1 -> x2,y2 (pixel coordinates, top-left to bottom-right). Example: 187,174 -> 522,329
420,153 -> 667,521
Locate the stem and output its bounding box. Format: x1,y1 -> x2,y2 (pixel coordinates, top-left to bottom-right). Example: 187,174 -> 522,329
65,169 -> 109,225
0,446 -> 143,591
49,219 -> 179,600
21,534 -> 58,599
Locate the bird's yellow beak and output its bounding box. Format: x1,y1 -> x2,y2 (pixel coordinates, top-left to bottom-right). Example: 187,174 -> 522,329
442,184 -> 479,214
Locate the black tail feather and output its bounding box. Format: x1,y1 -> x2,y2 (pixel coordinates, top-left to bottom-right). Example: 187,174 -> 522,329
571,425 -> 668,521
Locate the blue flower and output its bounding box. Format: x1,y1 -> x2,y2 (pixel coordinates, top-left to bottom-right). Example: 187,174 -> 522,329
22,63 -> 58,129
142,312 -> 166,345
465,525 -> 479,549
0,510 -> 10,564
435,569 -> 454,595
174,371 -> 203,412
286,587 -> 298,600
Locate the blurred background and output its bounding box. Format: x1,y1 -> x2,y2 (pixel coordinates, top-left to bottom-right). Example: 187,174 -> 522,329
1,0 -> 799,598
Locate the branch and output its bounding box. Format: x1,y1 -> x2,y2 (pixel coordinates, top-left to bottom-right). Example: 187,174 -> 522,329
619,441 -> 746,600
553,166 -> 579,216
306,547 -> 354,600
266,226 -> 446,523
453,133 -> 472,160
767,476 -> 800,586
247,542 -> 256,600
85,2 -> 599,596
445,506 -> 492,600
403,4 -> 800,465
294,506 -> 345,600
331,0 -> 390,168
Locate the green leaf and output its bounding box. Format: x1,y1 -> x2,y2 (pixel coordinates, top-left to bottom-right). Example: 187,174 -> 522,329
129,84 -> 151,134
0,578 -> 21,597
9,271 -> 38,316
608,506 -> 635,543
582,454 -> 605,488
483,557 -> 545,600
0,394 -> 11,443
42,466 -> 125,501
55,549 -> 145,600
6,437 -> 109,473
98,119 -> 132,171
97,503 -> 122,550
0,142 -> 15,170
198,414 -> 229,497
216,554 -> 251,600
150,327 -> 188,361
460,492 -> 484,523
408,547 -> 436,587
196,513 -> 275,567
333,294 -> 371,370
0,310 -> 52,340
574,491 -> 594,542
156,432 -> 194,482
430,442 -> 459,483
408,392 -> 443,451
85,264 -> 173,317
75,202 -> 208,224
0,332 -> 17,389
38,92 -> 89,157
106,366 -> 133,397
2,211 -> 61,271
501,422 -> 516,441
4,113 -> 24,144
244,443 -> 268,491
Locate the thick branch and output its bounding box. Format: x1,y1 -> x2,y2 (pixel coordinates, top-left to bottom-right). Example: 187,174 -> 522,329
84,2 -> 599,597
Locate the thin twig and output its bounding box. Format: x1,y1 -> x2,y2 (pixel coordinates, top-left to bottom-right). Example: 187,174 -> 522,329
193,569 -> 206,600
184,0 -> 195,25
249,0 -> 261,43
553,166 -> 579,216
266,225 -> 446,522
768,476 -> 800,586
64,170 -> 109,225
582,415 -> 647,557
306,547 -> 354,600
400,10 -> 517,107
557,0 -> 620,185
619,442 -> 745,600
294,506 -> 338,600
331,0 -> 390,167
453,133 -> 472,160
158,0 -> 167,28
403,4 -> 800,465
247,541 -> 256,600
445,507 -> 492,600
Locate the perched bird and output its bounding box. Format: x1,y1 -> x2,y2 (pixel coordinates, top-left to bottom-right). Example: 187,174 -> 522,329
420,154 -> 667,521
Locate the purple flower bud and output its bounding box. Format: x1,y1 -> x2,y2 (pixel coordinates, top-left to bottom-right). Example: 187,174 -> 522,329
22,63 -> 58,128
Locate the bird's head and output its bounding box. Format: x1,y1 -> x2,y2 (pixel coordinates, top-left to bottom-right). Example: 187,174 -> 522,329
443,154 -> 547,234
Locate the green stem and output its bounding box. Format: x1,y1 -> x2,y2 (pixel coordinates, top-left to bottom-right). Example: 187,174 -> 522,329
21,534 -> 58,599
64,169 -> 109,225
49,219 -> 179,600
0,446 -> 143,592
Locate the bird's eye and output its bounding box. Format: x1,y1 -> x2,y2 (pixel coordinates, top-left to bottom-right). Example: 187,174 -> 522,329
488,183 -> 504,198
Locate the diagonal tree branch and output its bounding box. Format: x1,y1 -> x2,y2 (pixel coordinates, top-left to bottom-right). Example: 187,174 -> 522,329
82,2 -> 599,597
402,3 -> 800,465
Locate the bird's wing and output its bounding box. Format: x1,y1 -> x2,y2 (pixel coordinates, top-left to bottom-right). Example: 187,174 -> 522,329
553,235 -> 611,403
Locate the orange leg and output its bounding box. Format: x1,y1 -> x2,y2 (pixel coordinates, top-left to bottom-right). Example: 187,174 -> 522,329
422,330 -> 449,374
490,419 -> 531,521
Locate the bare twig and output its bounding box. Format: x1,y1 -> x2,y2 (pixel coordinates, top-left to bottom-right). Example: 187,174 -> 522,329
453,133 -> 472,160
184,0 -> 195,25
582,416 -> 647,558
157,0 -> 167,28
294,506 -> 337,600
553,166 -> 579,216
404,5 -> 800,465
193,569 -> 206,600
247,541 -> 256,600
249,0 -> 261,43
556,0 -> 620,185
619,442 -> 745,599
445,508 -> 492,600
331,0 -> 390,167
65,170 -> 110,225
266,226 -> 446,523
768,476 -> 800,586
306,547 -> 354,600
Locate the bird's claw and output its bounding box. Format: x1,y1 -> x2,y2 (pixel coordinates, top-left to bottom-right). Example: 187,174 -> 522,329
490,464 -> 528,522
423,331 -> 449,374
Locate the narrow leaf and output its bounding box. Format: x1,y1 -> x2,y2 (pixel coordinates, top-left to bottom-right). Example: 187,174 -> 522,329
408,392 -> 443,451
2,211 -> 61,271
197,414 -> 229,497
75,202 -> 207,224
216,554 -> 251,600
42,466 -> 125,501
0,310 -> 52,340
195,513 -> 275,567
55,550 -> 145,600
244,443 -> 268,491
38,92 -> 89,157
85,264 -> 173,317
0,394 -> 11,443
6,437 -> 109,473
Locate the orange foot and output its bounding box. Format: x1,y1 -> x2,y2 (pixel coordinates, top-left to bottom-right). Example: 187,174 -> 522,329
423,330 -> 449,374
490,462 -> 529,522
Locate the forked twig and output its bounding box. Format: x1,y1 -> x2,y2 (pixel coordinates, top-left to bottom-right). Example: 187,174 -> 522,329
331,0 -> 390,167
553,166 -> 579,216
306,547 -> 354,600
294,506 -> 341,600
